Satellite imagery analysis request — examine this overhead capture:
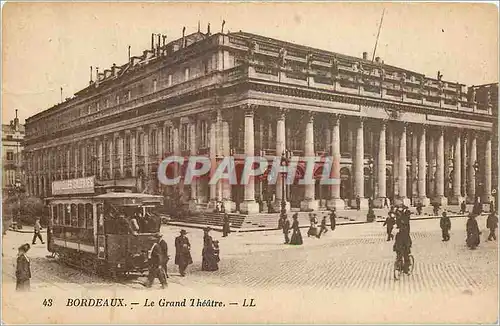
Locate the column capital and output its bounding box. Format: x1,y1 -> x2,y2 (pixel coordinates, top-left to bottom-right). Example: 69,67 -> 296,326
149,123 -> 158,130
242,104 -> 255,117
331,113 -> 342,125
305,111 -> 315,123
136,126 -> 144,133
277,108 -> 288,120
188,115 -> 198,124
172,118 -> 181,128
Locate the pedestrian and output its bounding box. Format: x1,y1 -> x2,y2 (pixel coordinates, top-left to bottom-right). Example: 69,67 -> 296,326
329,208 -> 337,231
440,212 -> 451,241
145,237 -> 167,288
282,214 -> 291,244
222,213 -> 231,237
383,212 -> 396,241
383,197 -> 390,209
32,218 -> 45,245
307,213 -> 318,237
393,225 -> 412,274
466,214 -> 481,249
159,236 -> 169,278
175,229 -> 193,277
317,215 -> 328,238
416,202 -> 423,216
486,211 -> 498,241
220,201 -> 226,213
202,227 -> 219,271
289,213 -> 303,245
356,196 -> 361,211
460,200 -> 467,215
432,203 -> 440,216
129,214 -> 140,235
490,200 -> 495,213
16,243 -> 31,291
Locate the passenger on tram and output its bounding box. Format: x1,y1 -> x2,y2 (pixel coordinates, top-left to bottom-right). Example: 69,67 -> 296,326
129,215 -> 140,235
117,214 -> 131,235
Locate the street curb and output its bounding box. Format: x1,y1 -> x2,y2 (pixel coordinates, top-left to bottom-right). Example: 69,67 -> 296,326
8,229 -> 47,234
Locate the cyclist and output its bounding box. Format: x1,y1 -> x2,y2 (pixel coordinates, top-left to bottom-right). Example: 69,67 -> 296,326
393,223 -> 412,274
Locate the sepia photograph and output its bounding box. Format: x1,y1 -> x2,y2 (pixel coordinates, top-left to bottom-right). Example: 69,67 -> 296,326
1,1 -> 499,324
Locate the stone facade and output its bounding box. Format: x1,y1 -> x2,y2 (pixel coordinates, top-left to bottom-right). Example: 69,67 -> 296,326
24,30 -> 498,213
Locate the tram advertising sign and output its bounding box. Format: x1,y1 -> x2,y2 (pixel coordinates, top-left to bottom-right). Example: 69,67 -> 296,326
52,176 -> 95,195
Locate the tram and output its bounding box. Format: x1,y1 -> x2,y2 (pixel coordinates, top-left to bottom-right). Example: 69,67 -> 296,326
46,177 -> 163,278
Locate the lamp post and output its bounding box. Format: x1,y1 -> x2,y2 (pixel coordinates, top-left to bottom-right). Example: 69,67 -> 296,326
473,160 -> 480,204
15,178 -> 22,230
368,157 -> 374,209
280,149 -> 291,216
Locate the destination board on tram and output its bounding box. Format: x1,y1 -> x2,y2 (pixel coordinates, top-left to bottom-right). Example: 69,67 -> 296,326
52,177 -> 95,195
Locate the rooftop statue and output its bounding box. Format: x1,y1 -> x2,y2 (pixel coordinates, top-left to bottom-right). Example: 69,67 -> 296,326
278,48 -> 287,67
306,53 -> 314,71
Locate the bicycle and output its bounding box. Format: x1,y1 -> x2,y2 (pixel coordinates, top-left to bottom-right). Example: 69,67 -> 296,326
393,253 -> 415,280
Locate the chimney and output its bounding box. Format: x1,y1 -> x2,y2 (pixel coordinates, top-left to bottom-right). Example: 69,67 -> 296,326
375,57 -> 380,63
112,63 -> 117,77
151,33 -> 155,51
95,67 -> 99,87
157,33 -> 161,55
362,52 -> 368,60
182,27 -> 186,48
128,45 -> 131,62
89,66 -> 93,85
207,23 -> 211,35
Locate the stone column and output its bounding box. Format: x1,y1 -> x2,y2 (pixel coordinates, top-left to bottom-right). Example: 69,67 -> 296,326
157,126 -> 164,160
328,115 -> 344,209
118,133 -> 124,178
144,127 -> 150,177
189,117 -> 199,210
353,118 -> 368,208
300,112 -> 319,211
131,130 -> 137,177
418,126 -> 430,206
98,139 -> 103,179
209,114 -> 218,203
450,132 -> 464,204
274,109 -> 290,211
434,127 -> 448,206
172,120 -> 181,196
240,105 -> 259,214
74,144 -> 78,178
220,114 -> 233,210
66,146 -> 71,179
483,135 -> 492,203
467,132 -> 477,203
374,121 -> 387,208
411,130 -> 419,204
81,144 -> 86,178
108,136 -> 114,179
396,124 -> 411,206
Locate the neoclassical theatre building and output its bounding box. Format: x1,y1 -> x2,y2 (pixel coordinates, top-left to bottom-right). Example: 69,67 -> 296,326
24,29 -> 498,214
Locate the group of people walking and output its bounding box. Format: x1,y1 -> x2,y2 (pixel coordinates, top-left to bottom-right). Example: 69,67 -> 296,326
145,227 -> 221,288
280,209 -> 338,245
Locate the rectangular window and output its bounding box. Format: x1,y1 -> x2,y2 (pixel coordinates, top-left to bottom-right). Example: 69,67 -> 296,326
151,131 -> 157,155
184,68 -> 190,81
105,99 -> 109,108
153,79 -> 157,92
181,124 -> 189,151
116,95 -> 120,105
165,126 -> 172,152
96,102 -> 100,111
168,74 -> 172,87
203,59 -> 209,74
137,133 -> 142,156
127,90 -> 131,100
6,151 -> 13,161
125,134 -> 131,156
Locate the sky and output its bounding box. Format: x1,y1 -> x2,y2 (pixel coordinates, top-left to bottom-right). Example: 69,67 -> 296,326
2,2 -> 498,124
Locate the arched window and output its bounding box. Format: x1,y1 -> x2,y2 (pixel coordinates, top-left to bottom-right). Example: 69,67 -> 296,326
71,204 -> 78,227
85,204 -> 94,230
52,206 -> 58,225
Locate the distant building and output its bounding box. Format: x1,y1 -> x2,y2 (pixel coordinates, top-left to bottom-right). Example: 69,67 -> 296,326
24,28 -> 497,213
2,109 -> 24,190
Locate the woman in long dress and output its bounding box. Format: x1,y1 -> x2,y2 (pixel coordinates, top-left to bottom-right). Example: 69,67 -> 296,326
16,243 -> 31,291
201,227 -> 219,271
290,214 -> 303,245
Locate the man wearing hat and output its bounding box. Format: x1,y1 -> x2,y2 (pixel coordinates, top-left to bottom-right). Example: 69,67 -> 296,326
202,227 -> 219,271
32,217 -> 45,245
145,236 -> 167,289
175,229 -> 193,277
16,243 -> 31,291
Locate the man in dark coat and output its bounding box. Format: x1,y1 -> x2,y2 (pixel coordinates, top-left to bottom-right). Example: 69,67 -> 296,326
175,229 -> 193,276
159,236 -> 169,278
356,196 -> 361,211
440,212 -> 451,241
393,225 -> 412,274
486,211 -> 498,241
282,214 -> 291,244
145,237 -> 167,288
383,212 -> 396,241
16,243 -> 31,291
317,215 -> 328,238
329,209 -> 337,231
222,214 -> 231,237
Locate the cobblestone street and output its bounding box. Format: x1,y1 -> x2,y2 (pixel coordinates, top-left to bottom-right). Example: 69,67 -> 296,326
2,216 -> 498,324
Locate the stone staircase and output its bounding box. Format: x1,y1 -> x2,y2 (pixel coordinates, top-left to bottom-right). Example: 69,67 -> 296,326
171,212 -> 246,229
